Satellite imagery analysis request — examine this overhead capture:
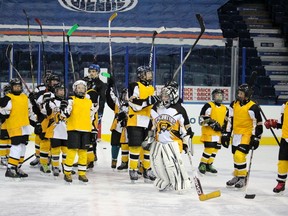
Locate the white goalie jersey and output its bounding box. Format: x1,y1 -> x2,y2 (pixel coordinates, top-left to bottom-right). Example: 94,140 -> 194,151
150,103 -> 188,144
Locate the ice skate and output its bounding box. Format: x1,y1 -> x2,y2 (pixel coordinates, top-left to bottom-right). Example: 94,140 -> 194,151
206,163 -> 218,175
273,181 -> 285,194
117,162 -> 128,171
5,167 -> 20,178
198,162 -> 206,175
29,157 -> 40,167
78,175 -> 89,183
129,169 -> 138,183
143,168 -> 156,183
52,167 -> 60,177
40,164 -> 51,174
64,173 -> 73,183
1,156 -> 8,167
226,176 -> 240,187
235,177 -> 246,189
87,161 -> 94,170
16,168 -> 28,178
111,159 -> 117,169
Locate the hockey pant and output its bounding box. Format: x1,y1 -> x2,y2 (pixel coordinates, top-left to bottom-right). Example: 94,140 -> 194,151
150,141 -> 191,191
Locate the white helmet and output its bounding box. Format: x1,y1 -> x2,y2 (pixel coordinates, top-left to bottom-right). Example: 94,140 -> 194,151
72,80 -> 87,98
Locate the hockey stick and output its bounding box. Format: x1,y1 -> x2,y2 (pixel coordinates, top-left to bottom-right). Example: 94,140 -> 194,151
148,26 -> 166,68
172,14 -> 205,81
23,9 -> 35,91
5,44 -> 32,94
35,18 -> 47,78
23,153 -> 35,163
66,23 -> 79,82
244,148 -> 256,199
247,71 -> 280,146
187,151 -> 221,201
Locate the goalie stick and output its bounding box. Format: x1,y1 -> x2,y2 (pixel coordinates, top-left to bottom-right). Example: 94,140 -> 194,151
35,18 -> 47,78
148,26 -> 166,68
23,9 -> 35,91
187,151 -> 221,201
67,24 -> 79,82
172,14 -> 205,81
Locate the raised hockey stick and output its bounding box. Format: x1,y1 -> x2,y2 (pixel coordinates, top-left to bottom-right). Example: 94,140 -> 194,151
244,148 -> 256,199
5,44 -> 32,94
148,26 -> 166,68
172,14 -> 205,81
187,151 -> 221,201
108,12 -> 121,98
23,9 -> 35,91
67,23 -> 79,82
35,18 -> 47,78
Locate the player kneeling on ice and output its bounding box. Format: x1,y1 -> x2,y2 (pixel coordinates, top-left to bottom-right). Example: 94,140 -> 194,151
264,104 -> 288,193
145,82 -> 194,192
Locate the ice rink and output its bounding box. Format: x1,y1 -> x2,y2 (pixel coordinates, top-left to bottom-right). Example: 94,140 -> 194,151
0,141 -> 287,216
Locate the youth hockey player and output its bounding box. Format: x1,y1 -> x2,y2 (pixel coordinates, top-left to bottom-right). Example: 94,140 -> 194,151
43,83 -> 67,177
62,80 -> 97,183
148,82 -> 193,192
264,103 -> 288,193
126,66 -> 158,182
198,89 -> 228,174
106,77 -> 129,169
0,78 -> 33,178
0,84 -> 11,167
222,84 -> 263,188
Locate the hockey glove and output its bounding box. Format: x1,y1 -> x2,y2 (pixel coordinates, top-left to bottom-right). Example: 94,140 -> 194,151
117,111 -> 127,122
60,100 -> 68,110
146,95 -> 160,105
249,135 -> 260,150
264,119 -> 278,129
42,92 -> 52,104
34,123 -> 42,135
142,130 -> 155,151
182,135 -> 193,155
208,119 -> 222,132
221,132 -> 231,148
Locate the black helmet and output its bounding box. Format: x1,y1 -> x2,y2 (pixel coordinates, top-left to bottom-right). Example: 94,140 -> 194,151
54,83 -> 65,100
9,78 -> 23,95
212,89 -> 224,103
47,74 -> 60,92
238,83 -> 253,99
136,66 -> 152,82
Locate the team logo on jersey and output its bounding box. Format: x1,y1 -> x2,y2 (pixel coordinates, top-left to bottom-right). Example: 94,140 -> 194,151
155,114 -> 176,133
58,0 -> 138,13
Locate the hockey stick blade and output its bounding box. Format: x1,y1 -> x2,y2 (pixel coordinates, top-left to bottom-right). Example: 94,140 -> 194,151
245,194 -> 256,199
199,190 -> 221,201
109,12 -> 118,23
67,24 -> 79,37
172,13 -> 205,81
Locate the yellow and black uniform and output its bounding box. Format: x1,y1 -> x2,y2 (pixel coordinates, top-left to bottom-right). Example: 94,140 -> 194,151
63,93 -> 95,182
224,98 -> 262,188
127,81 -> 155,175
198,101 -> 228,174
0,116 -> 11,166
0,89 -> 32,177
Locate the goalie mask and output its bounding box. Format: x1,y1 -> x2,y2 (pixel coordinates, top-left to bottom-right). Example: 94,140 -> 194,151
136,66 -> 153,84
73,80 -> 87,98
9,78 -> 23,95
212,89 -> 224,104
160,85 -> 179,108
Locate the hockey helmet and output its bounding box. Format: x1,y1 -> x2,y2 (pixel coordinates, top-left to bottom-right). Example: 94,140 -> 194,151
212,89 -> 224,104
9,78 -> 23,95
54,83 -> 65,100
72,80 -> 87,98
238,83 -> 253,99
88,64 -> 100,73
136,66 -> 153,82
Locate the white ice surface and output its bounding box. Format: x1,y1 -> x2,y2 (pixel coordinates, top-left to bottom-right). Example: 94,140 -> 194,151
0,142 -> 287,216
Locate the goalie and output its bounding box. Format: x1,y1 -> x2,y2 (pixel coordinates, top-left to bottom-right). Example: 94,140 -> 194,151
144,82 -> 194,192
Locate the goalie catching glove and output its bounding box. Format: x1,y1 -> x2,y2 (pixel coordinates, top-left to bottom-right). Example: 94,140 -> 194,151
142,130 -> 156,151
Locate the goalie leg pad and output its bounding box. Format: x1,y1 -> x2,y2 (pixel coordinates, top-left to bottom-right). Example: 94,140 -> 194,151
150,142 -> 171,191
162,142 -> 191,191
